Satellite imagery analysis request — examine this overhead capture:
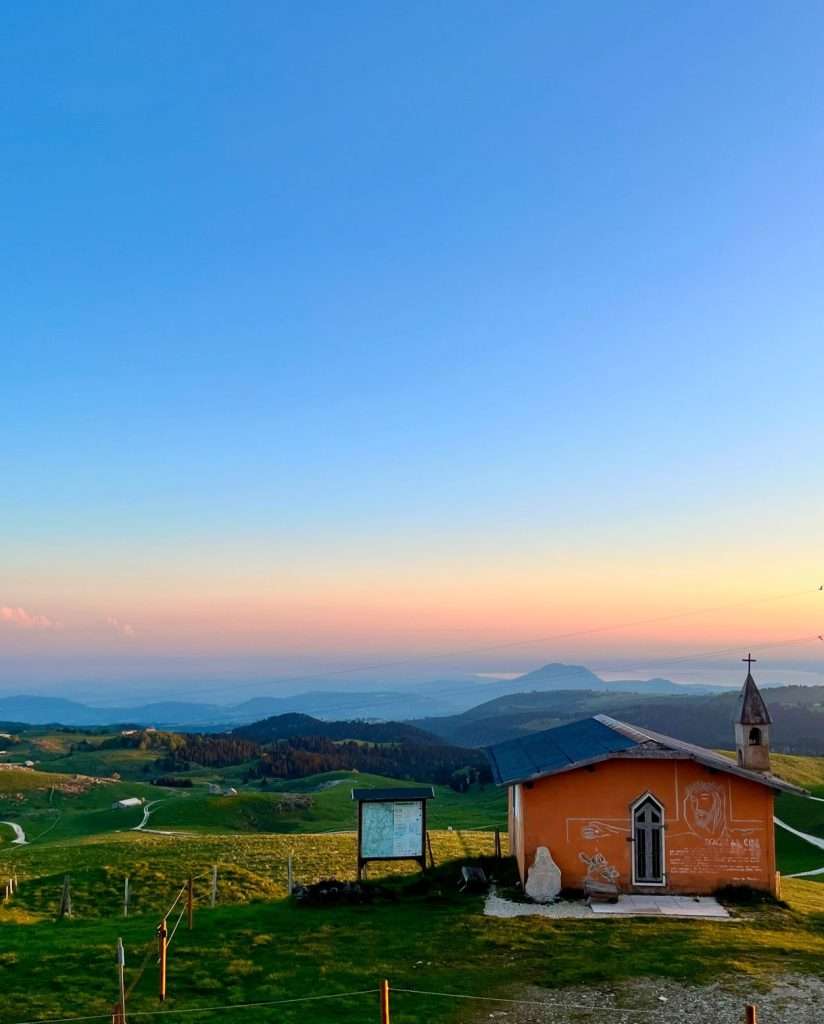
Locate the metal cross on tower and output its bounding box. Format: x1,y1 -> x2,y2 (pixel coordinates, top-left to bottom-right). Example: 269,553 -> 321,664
742,653 -> 757,672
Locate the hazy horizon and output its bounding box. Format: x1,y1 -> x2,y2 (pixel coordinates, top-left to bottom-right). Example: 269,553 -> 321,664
1,652 -> 820,707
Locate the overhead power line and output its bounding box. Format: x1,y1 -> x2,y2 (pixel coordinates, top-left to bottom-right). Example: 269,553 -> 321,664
167,583 -> 822,703
215,630 -> 824,724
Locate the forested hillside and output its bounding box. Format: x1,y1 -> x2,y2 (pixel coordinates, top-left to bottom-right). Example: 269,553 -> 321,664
2,716 -> 489,788
233,712 -> 442,745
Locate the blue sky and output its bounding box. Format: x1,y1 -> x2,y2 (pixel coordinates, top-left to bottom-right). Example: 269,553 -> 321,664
1,3 -> 823,696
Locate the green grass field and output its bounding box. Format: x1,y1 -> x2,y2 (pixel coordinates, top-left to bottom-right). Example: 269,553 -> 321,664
0,728 -> 165,779
146,772 -> 505,834
3,753 -> 824,1023
0,766 -> 507,849
3,856 -> 824,1024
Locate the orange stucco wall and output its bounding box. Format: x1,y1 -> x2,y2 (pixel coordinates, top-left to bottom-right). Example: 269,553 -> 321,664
508,757 -> 777,895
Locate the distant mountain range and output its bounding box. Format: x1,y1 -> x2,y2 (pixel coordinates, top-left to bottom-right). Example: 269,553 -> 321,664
3,662 -> 823,754
413,684 -> 824,755
0,662 -> 731,728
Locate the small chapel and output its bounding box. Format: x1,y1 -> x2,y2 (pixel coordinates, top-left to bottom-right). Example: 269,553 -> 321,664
485,658 -> 806,898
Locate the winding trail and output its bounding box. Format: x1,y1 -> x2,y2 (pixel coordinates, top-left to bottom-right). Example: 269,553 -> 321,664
132,800 -> 158,830
0,821 -> 27,845
131,798 -> 193,837
774,815 -> 824,878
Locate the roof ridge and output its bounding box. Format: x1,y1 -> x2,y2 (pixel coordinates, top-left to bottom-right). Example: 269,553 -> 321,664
486,714 -> 807,797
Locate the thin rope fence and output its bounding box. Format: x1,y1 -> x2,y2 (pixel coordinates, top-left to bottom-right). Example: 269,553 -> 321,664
166,902 -> 187,947
8,988 -> 382,1024
163,884 -> 187,919
392,986 -> 662,1013
3,984 -> 758,1024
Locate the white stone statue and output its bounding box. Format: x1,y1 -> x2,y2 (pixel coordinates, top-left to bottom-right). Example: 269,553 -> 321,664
525,846 -> 562,903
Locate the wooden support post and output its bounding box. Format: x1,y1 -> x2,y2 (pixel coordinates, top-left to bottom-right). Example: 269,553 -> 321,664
59,874 -> 72,918
426,831 -> 435,869
494,828 -> 502,859
123,876 -> 130,918
186,875 -> 194,930
287,854 -> 293,896
157,918 -> 168,1002
210,865 -> 217,908
745,1006 -> 757,1024
379,979 -> 390,1024
116,937 -> 127,1024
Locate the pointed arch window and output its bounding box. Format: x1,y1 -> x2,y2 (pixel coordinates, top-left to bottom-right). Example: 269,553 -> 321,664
632,794 -> 665,885
748,727 -> 762,746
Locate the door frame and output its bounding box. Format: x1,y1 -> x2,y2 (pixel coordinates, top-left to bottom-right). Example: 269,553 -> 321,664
630,791 -> 666,887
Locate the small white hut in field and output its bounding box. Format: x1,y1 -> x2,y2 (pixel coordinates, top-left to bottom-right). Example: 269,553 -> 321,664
112,796 -> 143,810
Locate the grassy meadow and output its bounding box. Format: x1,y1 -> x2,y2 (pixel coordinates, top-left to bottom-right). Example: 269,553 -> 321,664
4,858 -> 824,1024
3,748 -> 824,1023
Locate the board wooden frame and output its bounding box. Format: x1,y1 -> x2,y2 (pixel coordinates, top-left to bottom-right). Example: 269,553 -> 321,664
356,798 -> 428,880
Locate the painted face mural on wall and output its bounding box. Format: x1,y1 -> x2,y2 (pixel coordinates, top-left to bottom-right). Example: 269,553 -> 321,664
683,781 -> 727,838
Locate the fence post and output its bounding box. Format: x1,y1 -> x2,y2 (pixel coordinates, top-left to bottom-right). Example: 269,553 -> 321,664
210,865 -> 217,908
379,979 -> 390,1024
287,854 -> 293,896
59,874 -> 72,918
157,918 -> 168,1002
116,937 -> 127,1024
124,876 -> 130,918
745,1007 -> 757,1024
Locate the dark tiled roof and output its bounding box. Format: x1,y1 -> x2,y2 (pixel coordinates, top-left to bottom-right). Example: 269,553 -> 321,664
484,717 -> 637,786
484,715 -> 807,796
597,715 -> 803,795
737,673 -> 772,725
351,786 -> 434,802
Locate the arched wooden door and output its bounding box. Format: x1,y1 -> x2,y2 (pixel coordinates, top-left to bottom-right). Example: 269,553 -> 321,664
633,795 -> 664,884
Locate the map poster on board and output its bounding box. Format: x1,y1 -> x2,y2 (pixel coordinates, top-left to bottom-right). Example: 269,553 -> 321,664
360,800 -> 424,859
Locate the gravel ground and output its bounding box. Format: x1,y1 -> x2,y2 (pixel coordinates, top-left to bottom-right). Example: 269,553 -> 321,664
467,975 -> 824,1024
484,889 -> 592,918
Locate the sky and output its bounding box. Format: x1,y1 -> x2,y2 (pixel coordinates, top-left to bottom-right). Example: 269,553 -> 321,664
1,2 -> 823,700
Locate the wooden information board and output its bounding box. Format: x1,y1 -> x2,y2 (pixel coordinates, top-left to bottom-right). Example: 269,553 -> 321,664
352,786 -> 435,879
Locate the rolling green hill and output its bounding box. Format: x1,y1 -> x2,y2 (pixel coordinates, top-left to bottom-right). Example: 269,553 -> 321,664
416,685 -> 824,754
146,771 -> 505,835
0,764 -> 506,847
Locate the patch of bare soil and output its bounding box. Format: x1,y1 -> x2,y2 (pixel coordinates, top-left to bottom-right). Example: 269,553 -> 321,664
470,975 -> 824,1024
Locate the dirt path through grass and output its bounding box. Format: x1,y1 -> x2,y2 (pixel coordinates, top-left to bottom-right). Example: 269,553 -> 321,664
131,797 -> 192,835
775,815 -> 824,877
0,820 -> 27,845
